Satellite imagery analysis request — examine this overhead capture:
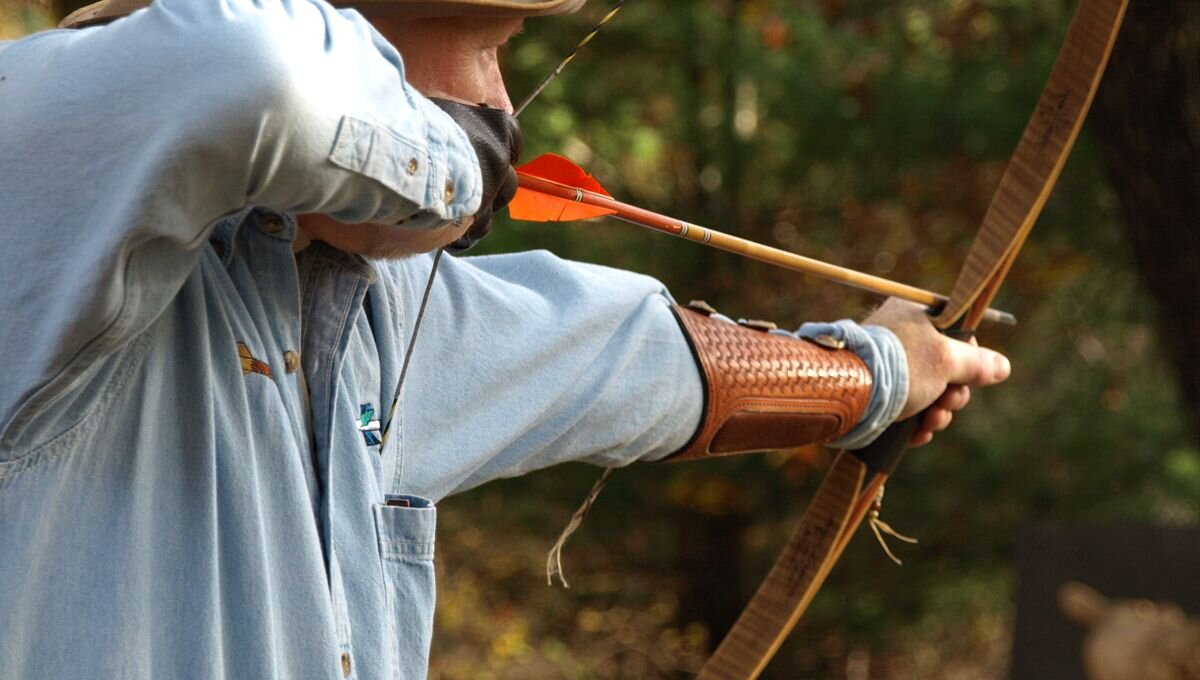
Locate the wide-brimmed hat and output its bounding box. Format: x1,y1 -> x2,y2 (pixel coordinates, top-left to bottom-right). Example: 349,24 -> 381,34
61,0 -> 587,28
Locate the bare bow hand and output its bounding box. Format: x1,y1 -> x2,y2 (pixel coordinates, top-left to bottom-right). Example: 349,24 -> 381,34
865,299 -> 1012,447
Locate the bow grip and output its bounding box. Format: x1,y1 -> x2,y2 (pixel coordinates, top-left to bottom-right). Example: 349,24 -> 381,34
851,325 -> 976,475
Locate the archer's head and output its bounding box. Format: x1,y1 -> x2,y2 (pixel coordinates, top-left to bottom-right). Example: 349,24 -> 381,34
62,0 -> 586,110
58,0 -> 588,256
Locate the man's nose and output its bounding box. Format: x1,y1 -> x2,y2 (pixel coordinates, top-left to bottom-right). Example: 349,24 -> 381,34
483,63 -> 514,115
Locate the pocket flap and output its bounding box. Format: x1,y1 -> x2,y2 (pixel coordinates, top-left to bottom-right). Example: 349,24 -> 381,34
373,495 -> 436,562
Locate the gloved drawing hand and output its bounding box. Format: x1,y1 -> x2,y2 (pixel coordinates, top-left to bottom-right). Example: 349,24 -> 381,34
429,98 -> 523,253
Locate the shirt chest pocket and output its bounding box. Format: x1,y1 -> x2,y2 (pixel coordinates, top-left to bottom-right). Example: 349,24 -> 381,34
373,496 -> 437,680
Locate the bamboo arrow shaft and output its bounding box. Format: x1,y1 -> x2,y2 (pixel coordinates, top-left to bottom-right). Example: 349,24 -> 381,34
517,173 -> 1015,326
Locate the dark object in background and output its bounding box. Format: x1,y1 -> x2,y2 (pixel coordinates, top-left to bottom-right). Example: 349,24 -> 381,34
1011,525 -> 1200,680
1092,0 -> 1200,445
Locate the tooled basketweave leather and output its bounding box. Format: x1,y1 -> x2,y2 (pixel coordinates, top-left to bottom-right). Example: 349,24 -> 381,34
668,303 -> 873,461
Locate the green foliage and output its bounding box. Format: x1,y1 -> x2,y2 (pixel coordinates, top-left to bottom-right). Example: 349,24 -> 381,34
448,1 -> 1197,677
6,1 -> 1192,676
0,0 -> 54,38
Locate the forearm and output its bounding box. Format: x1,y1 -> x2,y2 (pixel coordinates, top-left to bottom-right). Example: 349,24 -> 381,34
667,304 -> 902,460
389,251 -> 704,500
398,252 -> 911,498
664,303 -> 906,461
794,320 -> 908,449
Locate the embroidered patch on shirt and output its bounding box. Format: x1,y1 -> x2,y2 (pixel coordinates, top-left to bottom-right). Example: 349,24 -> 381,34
358,403 -> 382,446
237,343 -> 272,378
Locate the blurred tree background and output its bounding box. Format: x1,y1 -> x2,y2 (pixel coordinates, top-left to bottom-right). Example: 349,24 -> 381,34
5,0 -> 1197,677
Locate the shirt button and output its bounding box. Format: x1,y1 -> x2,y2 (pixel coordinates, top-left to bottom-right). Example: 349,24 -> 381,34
406,158 -> 420,175
283,350 -> 300,374
340,652 -> 351,677
443,180 -> 456,203
260,214 -> 284,234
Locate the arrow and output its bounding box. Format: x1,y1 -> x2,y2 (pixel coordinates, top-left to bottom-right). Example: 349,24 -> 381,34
511,153 -> 1015,326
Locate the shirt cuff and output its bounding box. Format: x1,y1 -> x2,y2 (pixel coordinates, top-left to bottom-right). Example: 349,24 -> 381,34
794,320 -> 908,449
325,101 -> 483,228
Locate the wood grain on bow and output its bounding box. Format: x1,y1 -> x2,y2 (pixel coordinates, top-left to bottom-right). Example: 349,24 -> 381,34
696,2 -> 1129,677
511,0 -> 1128,676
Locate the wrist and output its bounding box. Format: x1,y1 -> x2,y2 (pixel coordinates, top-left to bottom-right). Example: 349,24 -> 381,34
795,320 -> 908,449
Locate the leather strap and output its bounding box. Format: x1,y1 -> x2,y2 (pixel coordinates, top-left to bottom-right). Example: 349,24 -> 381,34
668,304 -> 872,462
698,1 -> 1130,677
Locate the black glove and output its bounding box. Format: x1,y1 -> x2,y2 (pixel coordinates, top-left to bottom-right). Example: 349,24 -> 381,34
429,98 -> 523,253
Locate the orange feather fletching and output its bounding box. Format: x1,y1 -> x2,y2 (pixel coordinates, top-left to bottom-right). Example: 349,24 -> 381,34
509,153 -> 618,222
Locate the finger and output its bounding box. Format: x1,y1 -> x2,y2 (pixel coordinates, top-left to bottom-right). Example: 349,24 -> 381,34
935,384 -> 971,411
943,341 -> 1011,387
445,215 -> 487,254
494,167 -> 519,209
506,113 -> 525,161
921,406 -> 954,433
909,428 -> 934,447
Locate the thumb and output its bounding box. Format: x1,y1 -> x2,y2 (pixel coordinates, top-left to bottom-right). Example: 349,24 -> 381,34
942,337 -> 1011,387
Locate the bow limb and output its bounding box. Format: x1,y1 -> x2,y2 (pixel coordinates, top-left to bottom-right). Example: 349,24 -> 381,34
696,1 -> 1130,678
934,0 -> 1132,328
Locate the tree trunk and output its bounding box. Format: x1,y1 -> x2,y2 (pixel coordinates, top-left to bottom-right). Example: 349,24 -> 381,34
1091,0 -> 1200,441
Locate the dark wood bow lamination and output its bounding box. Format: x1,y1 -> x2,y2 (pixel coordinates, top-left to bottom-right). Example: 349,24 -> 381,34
696,1 -> 1131,677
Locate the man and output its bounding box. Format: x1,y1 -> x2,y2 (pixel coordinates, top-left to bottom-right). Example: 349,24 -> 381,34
0,0 -> 1009,678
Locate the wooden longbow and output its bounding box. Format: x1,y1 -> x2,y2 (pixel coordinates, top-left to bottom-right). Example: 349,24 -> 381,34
695,2 -> 1130,677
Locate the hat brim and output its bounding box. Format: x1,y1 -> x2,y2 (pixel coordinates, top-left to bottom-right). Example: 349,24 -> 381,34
343,0 -> 587,18
61,0 -> 586,28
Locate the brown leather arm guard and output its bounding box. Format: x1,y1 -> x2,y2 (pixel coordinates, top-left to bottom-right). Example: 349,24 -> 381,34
667,302 -> 874,461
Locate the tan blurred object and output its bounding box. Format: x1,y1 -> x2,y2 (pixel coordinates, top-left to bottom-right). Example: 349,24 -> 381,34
1059,581 -> 1200,680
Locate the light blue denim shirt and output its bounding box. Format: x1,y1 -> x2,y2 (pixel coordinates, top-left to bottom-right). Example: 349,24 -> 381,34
0,2 -> 905,679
